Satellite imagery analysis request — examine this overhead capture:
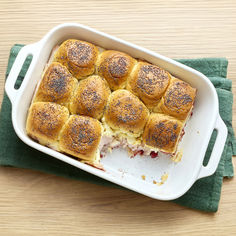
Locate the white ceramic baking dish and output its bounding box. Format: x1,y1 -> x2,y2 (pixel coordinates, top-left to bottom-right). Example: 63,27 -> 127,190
5,23 -> 228,200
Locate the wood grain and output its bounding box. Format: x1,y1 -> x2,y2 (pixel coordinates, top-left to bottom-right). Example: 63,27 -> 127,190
0,0 -> 235,235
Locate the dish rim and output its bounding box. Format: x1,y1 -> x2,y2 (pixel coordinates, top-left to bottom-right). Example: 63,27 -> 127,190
5,23 -> 228,200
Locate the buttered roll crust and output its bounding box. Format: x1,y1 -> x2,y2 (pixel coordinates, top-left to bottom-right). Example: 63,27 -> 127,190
26,102 -> 70,149
69,75 -> 111,120
97,50 -> 136,90
59,115 -> 102,161
142,113 -> 183,153
155,78 -> 196,120
53,39 -> 99,79
34,62 -> 78,107
127,62 -> 171,109
27,38 -> 197,161
104,89 -> 149,136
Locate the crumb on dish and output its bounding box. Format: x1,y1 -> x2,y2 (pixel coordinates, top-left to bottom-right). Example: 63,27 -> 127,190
141,175 -> 146,180
153,173 -> 169,186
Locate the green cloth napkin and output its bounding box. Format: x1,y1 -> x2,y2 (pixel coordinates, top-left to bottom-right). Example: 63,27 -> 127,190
1,45 -> 235,212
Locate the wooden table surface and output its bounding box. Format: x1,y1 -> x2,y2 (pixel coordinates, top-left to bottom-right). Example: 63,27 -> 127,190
0,0 -> 235,235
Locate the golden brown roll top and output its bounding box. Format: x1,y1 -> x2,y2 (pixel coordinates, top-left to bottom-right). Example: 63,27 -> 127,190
26,102 -> 70,150
69,75 -> 111,120
33,62 -> 78,107
27,38 -> 197,163
59,115 -> 102,163
126,62 -> 171,109
155,77 -> 196,120
53,39 -> 99,79
97,50 -> 136,90
142,113 -> 184,153
104,89 -> 149,136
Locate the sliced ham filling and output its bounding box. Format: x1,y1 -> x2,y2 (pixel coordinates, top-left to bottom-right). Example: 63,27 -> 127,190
99,134 -> 159,159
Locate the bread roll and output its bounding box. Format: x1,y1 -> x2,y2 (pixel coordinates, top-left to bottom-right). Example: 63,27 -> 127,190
27,38 -> 197,163
26,102 -> 70,150
97,50 -> 136,90
127,62 -> 171,109
53,39 -> 99,79
155,77 -> 196,120
69,75 -> 111,120
142,113 -> 183,153
104,89 -> 149,136
59,115 -> 102,163
34,62 -> 78,107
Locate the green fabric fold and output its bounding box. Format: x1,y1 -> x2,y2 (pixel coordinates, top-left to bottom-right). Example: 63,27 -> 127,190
0,45 -> 235,212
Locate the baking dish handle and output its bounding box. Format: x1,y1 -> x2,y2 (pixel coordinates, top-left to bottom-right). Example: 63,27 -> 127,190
5,44 -> 38,104
197,115 -> 228,179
